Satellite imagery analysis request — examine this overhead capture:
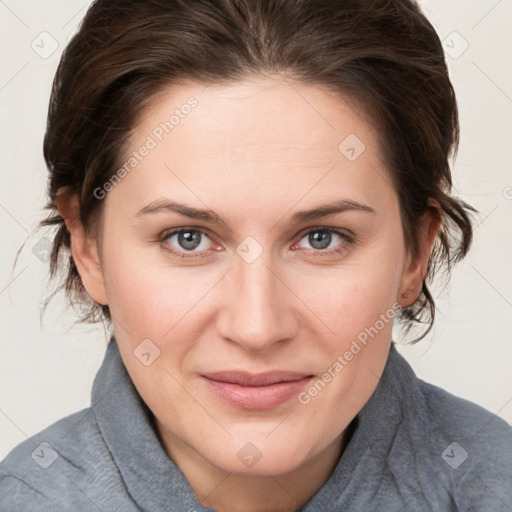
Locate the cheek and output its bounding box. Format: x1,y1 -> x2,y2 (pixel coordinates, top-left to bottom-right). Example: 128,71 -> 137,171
101,237 -> 168,330
101,240 -> 224,354
301,256 -> 402,340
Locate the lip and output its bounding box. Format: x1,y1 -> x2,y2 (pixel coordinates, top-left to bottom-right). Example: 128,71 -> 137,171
202,370 -> 312,386
201,371 -> 314,410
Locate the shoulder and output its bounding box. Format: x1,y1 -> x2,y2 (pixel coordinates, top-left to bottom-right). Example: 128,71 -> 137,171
405,366 -> 512,509
0,407 -> 138,511
417,376 -> 512,460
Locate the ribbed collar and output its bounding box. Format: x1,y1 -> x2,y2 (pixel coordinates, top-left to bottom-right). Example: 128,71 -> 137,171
91,338 -> 413,511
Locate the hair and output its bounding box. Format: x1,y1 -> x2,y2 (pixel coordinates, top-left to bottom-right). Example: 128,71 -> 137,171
36,0 -> 476,343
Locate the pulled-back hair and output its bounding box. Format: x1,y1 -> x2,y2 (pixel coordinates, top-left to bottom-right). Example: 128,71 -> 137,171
38,0 -> 476,342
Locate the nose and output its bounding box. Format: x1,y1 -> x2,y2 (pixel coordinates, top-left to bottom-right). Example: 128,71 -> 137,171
216,249 -> 299,353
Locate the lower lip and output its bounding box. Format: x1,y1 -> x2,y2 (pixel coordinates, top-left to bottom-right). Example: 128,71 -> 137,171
202,376 -> 313,410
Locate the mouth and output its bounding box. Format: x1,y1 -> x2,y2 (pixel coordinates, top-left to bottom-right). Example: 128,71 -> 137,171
201,371 -> 314,410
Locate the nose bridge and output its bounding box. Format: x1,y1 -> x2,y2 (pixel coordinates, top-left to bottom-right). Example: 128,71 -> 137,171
218,245 -> 296,351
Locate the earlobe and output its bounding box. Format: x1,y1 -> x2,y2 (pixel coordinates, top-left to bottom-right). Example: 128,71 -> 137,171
55,189 -> 108,306
398,198 -> 442,308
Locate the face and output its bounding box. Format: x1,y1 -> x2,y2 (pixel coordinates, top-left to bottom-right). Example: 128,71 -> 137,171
71,75 -> 428,478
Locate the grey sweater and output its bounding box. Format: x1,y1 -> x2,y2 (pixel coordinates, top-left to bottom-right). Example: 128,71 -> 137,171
1,337 -> 511,511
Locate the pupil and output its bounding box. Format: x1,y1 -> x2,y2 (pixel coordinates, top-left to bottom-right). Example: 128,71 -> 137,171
310,231 -> 330,250
179,231 -> 201,250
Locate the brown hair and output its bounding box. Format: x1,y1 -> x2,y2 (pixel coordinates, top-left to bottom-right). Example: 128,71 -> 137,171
37,0 -> 476,342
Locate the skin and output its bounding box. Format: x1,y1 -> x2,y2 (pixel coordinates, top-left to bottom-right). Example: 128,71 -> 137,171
56,74 -> 441,512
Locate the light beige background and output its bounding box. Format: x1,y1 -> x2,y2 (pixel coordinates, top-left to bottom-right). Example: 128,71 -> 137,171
1,0 -> 511,460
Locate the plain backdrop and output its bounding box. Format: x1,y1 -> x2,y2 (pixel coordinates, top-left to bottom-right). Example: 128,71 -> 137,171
1,0 -> 511,460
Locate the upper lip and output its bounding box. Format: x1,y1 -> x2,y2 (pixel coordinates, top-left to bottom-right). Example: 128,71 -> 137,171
202,371 -> 313,386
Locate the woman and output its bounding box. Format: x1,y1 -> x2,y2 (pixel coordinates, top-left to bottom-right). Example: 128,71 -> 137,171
1,0 -> 511,510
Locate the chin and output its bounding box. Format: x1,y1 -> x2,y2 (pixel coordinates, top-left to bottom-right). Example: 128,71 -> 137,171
203,435 -> 316,477
218,453 -> 305,478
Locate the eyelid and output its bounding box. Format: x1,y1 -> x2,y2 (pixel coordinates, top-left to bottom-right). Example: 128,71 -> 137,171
291,226 -> 354,256
295,225 -> 354,240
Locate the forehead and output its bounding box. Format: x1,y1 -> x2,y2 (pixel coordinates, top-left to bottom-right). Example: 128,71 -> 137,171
133,75 -> 382,164
113,75 -> 396,218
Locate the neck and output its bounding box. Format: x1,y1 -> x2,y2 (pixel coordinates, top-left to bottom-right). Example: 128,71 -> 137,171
154,419 -> 352,512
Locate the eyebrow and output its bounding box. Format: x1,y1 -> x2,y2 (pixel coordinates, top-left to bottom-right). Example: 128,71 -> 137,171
135,198 -> 376,226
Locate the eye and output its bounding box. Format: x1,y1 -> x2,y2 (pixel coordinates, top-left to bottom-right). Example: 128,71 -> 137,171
293,227 -> 352,256
159,228 -> 217,258
158,226 -> 353,259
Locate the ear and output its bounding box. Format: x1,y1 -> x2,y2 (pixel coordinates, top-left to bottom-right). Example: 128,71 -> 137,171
398,198 -> 442,308
55,189 -> 108,306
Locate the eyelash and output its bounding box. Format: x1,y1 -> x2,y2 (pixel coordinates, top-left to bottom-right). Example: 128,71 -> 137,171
157,227 -> 354,260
